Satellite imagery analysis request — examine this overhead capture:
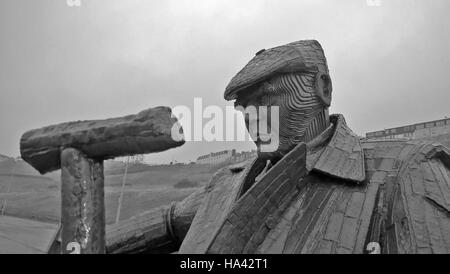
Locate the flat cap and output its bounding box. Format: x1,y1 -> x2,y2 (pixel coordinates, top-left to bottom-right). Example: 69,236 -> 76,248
224,40 -> 329,101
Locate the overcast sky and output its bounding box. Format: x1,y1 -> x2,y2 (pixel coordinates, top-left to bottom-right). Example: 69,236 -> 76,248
1,0 -> 449,164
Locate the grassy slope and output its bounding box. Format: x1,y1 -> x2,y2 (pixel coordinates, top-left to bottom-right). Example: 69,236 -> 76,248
0,159 -> 218,224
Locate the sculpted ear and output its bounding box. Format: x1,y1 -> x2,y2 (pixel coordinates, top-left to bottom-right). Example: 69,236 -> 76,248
314,72 -> 332,107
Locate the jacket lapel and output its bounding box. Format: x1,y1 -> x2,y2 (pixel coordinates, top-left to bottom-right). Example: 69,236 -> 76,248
312,115 -> 366,183
178,158 -> 266,253
206,143 -> 308,253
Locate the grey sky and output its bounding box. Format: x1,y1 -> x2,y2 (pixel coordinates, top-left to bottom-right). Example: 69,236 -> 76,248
1,0 -> 449,164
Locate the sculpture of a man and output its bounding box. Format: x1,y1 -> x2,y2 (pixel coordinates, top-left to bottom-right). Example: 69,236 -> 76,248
107,40 -> 450,254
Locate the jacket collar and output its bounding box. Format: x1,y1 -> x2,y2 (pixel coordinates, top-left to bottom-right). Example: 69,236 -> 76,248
307,114 -> 366,183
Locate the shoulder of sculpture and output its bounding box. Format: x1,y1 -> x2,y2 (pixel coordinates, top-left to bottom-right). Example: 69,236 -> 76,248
394,139 -> 450,173
395,139 -> 450,165
411,141 -> 450,215
415,140 -> 450,164
392,140 -> 450,253
362,138 -> 450,197
360,139 -> 450,253
361,137 -> 450,176
360,138 -> 450,177
361,138 -> 409,148
361,138 -> 420,163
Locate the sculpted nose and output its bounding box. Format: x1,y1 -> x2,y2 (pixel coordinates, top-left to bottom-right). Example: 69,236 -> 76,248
246,115 -> 259,125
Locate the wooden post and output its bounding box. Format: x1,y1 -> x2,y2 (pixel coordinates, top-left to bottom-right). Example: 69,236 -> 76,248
19,106 -> 185,254
60,148 -> 105,254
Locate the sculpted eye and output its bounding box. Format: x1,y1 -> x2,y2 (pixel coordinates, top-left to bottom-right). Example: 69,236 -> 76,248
261,81 -> 275,94
234,99 -> 247,109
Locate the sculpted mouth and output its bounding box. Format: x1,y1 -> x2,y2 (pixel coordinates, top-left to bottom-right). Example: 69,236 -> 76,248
257,134 -> 272,144
256,133 -> 277,151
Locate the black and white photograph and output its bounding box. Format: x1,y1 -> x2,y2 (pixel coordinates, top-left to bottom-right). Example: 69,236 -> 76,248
0,0 -> 449,264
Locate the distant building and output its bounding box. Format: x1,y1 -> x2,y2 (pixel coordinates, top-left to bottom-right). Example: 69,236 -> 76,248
232,149 -> 257,163
0,154 -> 10,163
366,117 -> 450,140
196,149 -> 257,165
115,154 -> 145,164
196,150 -> 235,165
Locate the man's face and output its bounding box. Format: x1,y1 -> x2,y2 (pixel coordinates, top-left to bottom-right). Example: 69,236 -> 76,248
234,82 -> 285,159
234,73 -> 325,160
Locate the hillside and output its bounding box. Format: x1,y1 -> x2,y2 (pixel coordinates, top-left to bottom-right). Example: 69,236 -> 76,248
0,154 -> 12,163
0,157 -> 220,224
2,133 -> 449,225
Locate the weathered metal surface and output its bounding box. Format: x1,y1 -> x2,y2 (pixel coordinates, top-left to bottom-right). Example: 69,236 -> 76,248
20,106 -> 184,174
312,114 -> 366,183
106,186 -> 206,254
362,139 -> 450,254
61,148 -> 105,254
46,224 -> 61,254
253,173 -> 378,254
206,143 -> 308,254
224,40 -> 329,100
104,114 -> 450,254
174,115 -> 374,254
106,206 -> 174,254
177,158 -> 259,254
